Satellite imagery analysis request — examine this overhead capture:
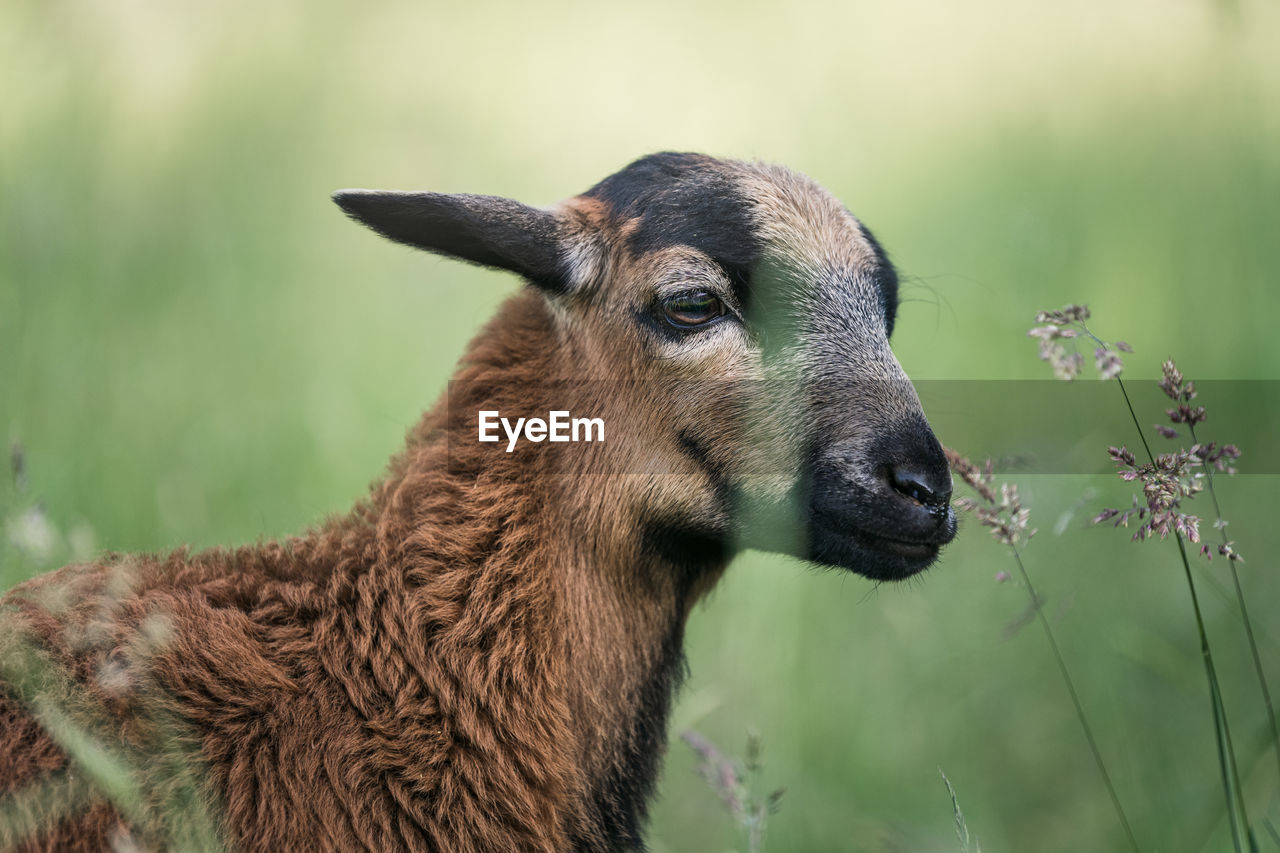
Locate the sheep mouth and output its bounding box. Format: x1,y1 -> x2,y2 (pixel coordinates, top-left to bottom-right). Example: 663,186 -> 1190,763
806,517 -> 948,581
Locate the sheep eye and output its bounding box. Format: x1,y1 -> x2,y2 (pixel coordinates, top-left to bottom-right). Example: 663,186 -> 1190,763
662,291 -> 726,329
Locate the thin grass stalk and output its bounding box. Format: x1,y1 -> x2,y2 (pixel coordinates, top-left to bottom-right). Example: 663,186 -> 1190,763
1106,365 -> 1253,850
948,443 -> 1138,850
1034,312 -> 1264,848
1009,544 -> 1139,851
1196,572 -> 1278,655
1189,420 -> 1280,785
1264,818 -> 1280,848
1190,714 -> 1280,850
939,768 -> 982,853
1177,531 -> 1256,852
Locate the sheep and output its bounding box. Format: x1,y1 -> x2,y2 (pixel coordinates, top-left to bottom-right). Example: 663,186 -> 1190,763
0,152 -> 956,852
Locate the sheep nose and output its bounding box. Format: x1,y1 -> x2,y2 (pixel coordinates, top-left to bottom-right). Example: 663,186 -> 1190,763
890,464 -> 951,507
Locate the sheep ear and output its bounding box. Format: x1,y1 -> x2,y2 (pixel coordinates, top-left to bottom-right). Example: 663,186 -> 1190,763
332,190 -> 565,292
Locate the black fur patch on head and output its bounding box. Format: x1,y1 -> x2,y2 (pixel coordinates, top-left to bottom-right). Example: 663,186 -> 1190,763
584,153 -> 761,297
856,221 -> 900,337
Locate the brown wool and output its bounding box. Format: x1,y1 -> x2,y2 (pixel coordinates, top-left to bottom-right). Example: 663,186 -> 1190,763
1,153 -> 957,852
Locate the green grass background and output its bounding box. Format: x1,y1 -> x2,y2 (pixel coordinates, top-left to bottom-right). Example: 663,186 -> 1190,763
3,1 -> 1279,850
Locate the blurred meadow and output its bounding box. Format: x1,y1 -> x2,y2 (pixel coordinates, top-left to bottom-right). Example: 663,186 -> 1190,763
3,0 -> 1280,850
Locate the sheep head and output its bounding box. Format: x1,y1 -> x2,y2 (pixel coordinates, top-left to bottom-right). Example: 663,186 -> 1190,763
334,152 -> 956,582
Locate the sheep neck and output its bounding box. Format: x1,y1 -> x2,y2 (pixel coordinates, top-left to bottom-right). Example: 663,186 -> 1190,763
358,291 -> 728,848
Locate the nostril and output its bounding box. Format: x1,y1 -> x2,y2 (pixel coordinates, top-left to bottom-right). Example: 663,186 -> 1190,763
890,465 -> 951,507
